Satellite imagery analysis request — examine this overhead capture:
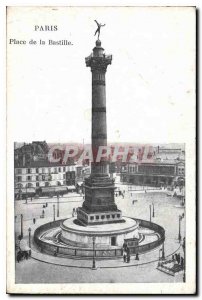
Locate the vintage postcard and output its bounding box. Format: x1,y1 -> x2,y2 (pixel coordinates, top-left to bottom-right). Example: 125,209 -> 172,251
6,6 -> 196,294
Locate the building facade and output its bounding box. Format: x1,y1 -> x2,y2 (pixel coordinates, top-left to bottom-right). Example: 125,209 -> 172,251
121,160 -> 185,187
14,162 -> 76,199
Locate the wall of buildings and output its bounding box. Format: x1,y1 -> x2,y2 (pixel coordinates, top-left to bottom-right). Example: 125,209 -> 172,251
121,161 -> 185,187
15,165 -> 76,189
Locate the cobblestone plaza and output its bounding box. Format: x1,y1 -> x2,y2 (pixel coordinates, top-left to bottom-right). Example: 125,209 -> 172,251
15,186 -> 185,283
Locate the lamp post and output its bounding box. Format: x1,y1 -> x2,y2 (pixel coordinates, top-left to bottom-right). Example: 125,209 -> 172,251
92,236 -> 97,270
158,249 -> 162,266
178,213 -> 184,243
57,194 -> 59,218
28,227 -> 31,248
182,237 -> 185,282
20,214 -> 23,238
161,242 -> 165,260
149,205 -> 152,222
25,184 -> 28,204
152,203 -> 155,218
53,204 -> 55,221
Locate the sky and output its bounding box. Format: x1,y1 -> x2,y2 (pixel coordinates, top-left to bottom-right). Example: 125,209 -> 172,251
7,7 -> 195,144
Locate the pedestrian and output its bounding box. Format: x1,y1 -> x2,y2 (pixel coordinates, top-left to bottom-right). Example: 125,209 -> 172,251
33,218 -> 36,224
126,247 -> 130,263
25,251 -> 29,260
172,254 -> 175,261
175,253 -> 178,262
135,253 -> 139,260
177,253 -> 181,264
17,251 -> 21,263
180,257 -> 184,268
123,249 -> 127,262
123,242 -> 127,251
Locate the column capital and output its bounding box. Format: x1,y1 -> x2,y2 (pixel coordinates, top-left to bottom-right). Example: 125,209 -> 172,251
85,56 -> 112,72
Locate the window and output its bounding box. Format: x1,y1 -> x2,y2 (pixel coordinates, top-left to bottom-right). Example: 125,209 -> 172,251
17,169 -> 22,174
112,215 -> 115,219
27,183 -> 33,188
16,183 -> 23,189
45,182 -> 50,187
117,214 -> 120,218
96,216 -> 99,220
42,175 -> 45,181
27,176 -> 31,181
36,168 -> 39,173
42,168 -> 45,173
36,176 -> 39,181
17,176 -> 22,182
101,215 -> 105,219
59,167 -> 61,172
63,174 -> 66,179
90,216 -> 94,220
27,168 -> 31,174
54,167 -> 57,173
107,215 -> 110,219
63,167 -> 65,172
36,182 -> 39,187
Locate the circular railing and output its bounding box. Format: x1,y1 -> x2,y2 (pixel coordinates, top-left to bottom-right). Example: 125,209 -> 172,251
33,218 -> 165,258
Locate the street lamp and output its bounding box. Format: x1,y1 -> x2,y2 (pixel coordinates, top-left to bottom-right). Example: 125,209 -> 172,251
182,237 -> 185,282
152,203 -> 155,218
25,184 -> 28,204
158,249 -> 162,266
53,204 -> 55,221
28,227 -> 31,248
92,236 -> 97,270
161,242 -> 165,260
57,194 -> 59,218
20,214 -> 23,238
149,205 -> 152,222
178,213 -> 184,243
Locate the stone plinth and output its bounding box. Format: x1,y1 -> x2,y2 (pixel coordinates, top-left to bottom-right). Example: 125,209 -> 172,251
60,216 -> 139,248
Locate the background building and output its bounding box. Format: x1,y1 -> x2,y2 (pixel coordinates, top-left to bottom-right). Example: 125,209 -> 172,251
14,141 -> 77,199
120,147 -> 185,187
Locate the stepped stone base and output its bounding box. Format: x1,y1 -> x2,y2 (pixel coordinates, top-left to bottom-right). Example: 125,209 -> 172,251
77,174 -> 123,225
60,216 -> 139,249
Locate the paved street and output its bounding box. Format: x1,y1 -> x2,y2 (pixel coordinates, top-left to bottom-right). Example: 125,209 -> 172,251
15,187 -> 185,283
